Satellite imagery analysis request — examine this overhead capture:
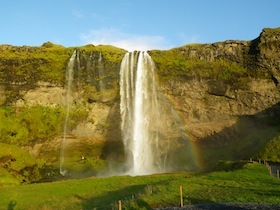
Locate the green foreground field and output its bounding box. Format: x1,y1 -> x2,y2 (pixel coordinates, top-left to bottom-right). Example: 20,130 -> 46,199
0,162 -> 279,210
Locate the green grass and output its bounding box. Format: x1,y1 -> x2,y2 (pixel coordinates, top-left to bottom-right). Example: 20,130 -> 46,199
0,162 -> 279,209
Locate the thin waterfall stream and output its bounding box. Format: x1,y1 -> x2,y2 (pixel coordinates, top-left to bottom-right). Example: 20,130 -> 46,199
60,50 -> 76,176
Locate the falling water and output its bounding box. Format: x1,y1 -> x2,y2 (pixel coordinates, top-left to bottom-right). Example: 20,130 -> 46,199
120,51 -> 160,175
86,52 -> 94,85
98,52 -> 105,90
76,50 -> 81,85
60,50 -> 76,176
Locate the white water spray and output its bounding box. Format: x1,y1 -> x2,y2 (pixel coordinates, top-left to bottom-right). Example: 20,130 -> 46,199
60,50 -> 76,176
120,51 -> 160,175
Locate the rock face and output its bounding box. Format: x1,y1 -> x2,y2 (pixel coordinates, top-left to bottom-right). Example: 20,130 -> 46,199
0,28 -> 280,174
161,78 -> 279,143
151,28 -> 280,165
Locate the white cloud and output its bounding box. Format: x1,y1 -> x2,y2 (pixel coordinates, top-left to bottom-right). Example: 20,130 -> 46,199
80,28 -> 172,51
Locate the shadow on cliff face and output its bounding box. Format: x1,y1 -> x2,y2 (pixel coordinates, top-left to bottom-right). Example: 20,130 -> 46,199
198,102 -> 280,170
99,102 -> 126,175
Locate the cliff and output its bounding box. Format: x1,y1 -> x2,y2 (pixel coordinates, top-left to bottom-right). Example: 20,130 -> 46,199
151,27 -> 280,141
0,28 -> 279,183
150,27 -> 280,166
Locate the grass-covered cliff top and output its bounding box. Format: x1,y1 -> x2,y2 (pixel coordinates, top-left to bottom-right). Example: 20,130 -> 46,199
0,42 -> 127,104
0,42 -> 126,86
150,27 -> 280,85
1,27 -> 279,88
150,48 -> 249,85
260,27 -> 280,39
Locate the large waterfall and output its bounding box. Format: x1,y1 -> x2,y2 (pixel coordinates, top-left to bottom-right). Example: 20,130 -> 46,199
120,51 -> 160,175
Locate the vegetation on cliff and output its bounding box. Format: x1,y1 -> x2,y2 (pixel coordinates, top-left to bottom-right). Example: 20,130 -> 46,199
0,43 -> 71,84
0,42 -> 126,104
0,105 -> 89,146
151,49 -> 249,89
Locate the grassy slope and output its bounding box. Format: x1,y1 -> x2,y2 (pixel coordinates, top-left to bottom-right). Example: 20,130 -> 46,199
0,143 -> 40,185
0,162 -> 279,209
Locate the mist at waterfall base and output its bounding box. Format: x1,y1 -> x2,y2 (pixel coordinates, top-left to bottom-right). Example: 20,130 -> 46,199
59,50 -> 198,178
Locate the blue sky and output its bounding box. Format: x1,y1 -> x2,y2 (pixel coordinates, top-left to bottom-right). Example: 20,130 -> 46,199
1,0 -> 279,51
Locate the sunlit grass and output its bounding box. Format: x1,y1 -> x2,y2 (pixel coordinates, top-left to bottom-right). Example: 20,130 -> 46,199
0,162 -> 279,209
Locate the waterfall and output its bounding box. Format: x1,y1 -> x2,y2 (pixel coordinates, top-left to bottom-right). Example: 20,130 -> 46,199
120,51 -> 160,175
60,50 -> 76,176
86,52 -> 94,85
98,52 -> 105,90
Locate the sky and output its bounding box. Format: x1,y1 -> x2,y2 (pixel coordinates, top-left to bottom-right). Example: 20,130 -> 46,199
1,0 -> 279,51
